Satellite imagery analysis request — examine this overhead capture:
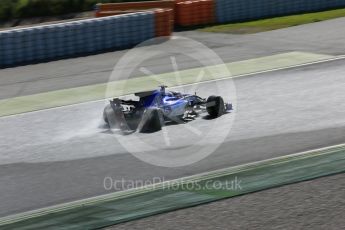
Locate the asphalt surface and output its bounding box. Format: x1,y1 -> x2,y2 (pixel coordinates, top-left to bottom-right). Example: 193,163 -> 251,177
107,173 -> 345,230
1,59 -> 345,217
1,17 -> 345,99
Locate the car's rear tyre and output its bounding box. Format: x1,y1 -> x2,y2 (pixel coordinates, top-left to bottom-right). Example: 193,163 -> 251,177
206,96 -> 225,118
138,108 -> 164,133
104,103 -> 134,132
103,104 -> 115,125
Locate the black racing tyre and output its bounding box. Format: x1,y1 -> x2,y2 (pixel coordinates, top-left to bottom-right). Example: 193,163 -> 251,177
104,104 -> 122,129
206,96 -> 225,118
138,108 -> 164,133
103,104 -> 113,124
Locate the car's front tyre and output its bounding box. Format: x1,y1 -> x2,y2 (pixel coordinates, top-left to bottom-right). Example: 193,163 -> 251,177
206,96 -> 226,118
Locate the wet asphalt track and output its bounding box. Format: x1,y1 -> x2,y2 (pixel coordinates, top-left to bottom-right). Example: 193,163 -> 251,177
1,59 -> 345,217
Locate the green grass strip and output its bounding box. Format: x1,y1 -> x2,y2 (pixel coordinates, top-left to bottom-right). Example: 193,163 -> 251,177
0,52 -> 332,117
0,144 -> 344,229
199,8 -> 345,34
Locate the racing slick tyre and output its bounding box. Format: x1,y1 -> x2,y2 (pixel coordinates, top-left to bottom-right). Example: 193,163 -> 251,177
103,104 -> 116,127
104,102 -> 133,132
206,96 -> 226,118
138,108 -> 164,133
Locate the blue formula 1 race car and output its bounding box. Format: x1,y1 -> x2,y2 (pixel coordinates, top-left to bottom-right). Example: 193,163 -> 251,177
103,86 -> 233,133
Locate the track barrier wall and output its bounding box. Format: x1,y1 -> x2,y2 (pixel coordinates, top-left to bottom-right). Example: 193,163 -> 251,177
2,0 -> 345,67
175,0 -> 215,27
215,0 -> 345,23
96,0 -> 345,26
0,12 -> 155,67
96,0 -> 175,11
155,9 -> 174,36
95,0 -> 175,17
